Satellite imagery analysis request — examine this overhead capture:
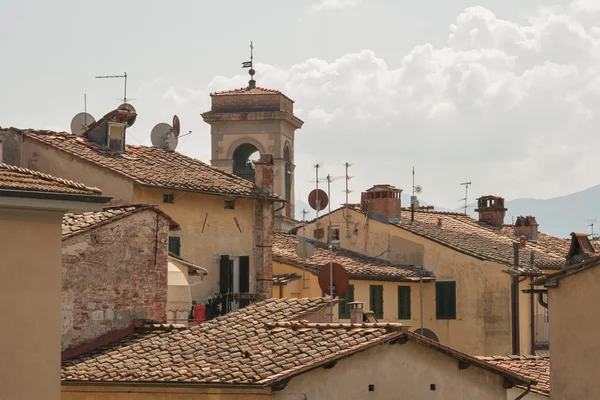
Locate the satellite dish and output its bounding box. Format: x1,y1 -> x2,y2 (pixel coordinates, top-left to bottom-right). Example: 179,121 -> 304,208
308,189 -> 329,211
415,185 -> 423,194
118,103 -> 137,127
318,263 -> 349,297
295,241 -> 315,259
151,123 -> 173,148
165,131 -> 178,152
173,115 -> 181,137
70,112 -> 96,135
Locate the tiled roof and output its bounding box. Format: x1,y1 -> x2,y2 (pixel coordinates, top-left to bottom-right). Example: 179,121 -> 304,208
532,254 -> 600,287
273,232 -> 433,281
476,355 -> 550,397
273,273 -> 301,285
0,163 -> 102,195
5,128 -> 277,199
62,205 -> 179,239
211,87 -> 282,96
62,297 -> 532,387
299,206 -> 564,274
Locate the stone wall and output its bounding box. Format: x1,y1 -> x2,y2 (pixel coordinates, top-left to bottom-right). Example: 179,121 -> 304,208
61,210 -> 169,350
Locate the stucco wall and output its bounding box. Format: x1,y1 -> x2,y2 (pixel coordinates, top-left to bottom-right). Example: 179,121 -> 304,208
507,387 -> 546,399
134,187 -> 256,303
62,385 -> 271,399
275,340 -> 507,400
548,266 -> 600,400
0,209 -> 64,400
303,208 -> 514,356
21,137 -> 135,204
61,210 -> 170,350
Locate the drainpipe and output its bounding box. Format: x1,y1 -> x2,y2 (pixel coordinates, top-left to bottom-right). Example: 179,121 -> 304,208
512,242 -> 520,355
515,383 -> 532,400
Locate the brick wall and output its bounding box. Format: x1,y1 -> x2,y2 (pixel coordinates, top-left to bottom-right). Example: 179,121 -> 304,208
211,93 -> 294,114
61,210 -> 169,350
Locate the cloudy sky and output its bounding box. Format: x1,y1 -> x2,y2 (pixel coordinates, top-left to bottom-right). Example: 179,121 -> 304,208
1,0 -> 599,213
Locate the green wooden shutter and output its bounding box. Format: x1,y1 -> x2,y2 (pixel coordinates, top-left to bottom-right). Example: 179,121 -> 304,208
436,281 -> 456,320
339,284 -> 354,319
370,285 -> 384,319
219,255 -> 230,294
398,286 -> 411,320
168,237 -> 181,256
239,256 -> 250,293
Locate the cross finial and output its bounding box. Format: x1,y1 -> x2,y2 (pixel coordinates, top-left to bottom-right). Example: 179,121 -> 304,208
242,41 -> 256,89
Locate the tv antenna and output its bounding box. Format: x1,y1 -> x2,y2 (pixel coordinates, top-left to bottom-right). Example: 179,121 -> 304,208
411,167 -> 423,223
460,181 -> 472,215
344,162 -> 353,238
95,72 -> 128,104
588,219 -> 597,237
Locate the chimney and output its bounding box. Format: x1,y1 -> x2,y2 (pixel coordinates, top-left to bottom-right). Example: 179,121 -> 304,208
475,195 -> 507,226
254,154 -> 275,194
360,184 -> 402,223
437,218 -> 443,229
253,154 -> 275,299
349,301 -> 364,324
514,216 -> 539,241
566,232 -> 596,266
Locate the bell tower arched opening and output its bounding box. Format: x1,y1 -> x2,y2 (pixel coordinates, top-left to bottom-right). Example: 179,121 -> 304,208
284,146 -> 292,203
233,143 -> 260,182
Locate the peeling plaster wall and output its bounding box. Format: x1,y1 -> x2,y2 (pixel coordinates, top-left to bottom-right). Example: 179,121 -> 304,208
61,210 -> 169,350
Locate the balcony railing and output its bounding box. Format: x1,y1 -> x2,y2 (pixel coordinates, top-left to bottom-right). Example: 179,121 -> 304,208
534,314 -> 549,348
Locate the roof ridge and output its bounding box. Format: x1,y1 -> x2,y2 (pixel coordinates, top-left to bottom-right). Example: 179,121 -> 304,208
0,162 -> 102,194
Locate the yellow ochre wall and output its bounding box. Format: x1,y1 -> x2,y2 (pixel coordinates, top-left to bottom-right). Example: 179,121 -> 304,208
135,187 -> 256,303
62,385 -> 272,400
547,266 -> 600,400
301,208 -> 518,356
1,209 -> 64,400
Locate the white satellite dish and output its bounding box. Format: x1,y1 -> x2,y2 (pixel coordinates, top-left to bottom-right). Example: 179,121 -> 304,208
70,112 -> 96,135
118,103 -> 137,127
151,123 -> 173,147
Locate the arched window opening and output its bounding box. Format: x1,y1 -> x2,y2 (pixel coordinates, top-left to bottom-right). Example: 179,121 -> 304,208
284,146 -> 293,202
233,143 -> 260,182
414,328 -> 439,342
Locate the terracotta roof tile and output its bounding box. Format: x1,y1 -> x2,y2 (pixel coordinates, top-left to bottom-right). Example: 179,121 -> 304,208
211,87 -> 282,96
5,128 -> 277,199
273,273 -> 302,285
62,205 -> 179,239
475,355 -> 549,397
0,163 -> 102,195
62,297 -> 533,387
273,232 -> 433,281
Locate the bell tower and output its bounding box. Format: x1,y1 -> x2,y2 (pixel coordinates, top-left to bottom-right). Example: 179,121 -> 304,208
201,46 -> 304,230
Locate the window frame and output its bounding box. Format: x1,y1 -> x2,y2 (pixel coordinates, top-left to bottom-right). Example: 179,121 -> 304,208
436,281 -> 457,320
369,284 -> 384,320
397,286 -> 411,320
338,284 -> 355,319
168,236 -> 181,256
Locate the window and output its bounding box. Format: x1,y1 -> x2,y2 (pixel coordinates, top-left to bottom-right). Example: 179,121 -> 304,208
224,200 -> 235,210
168,236 -> 181,256
436,281 -> 456,320
163,193 -> 174,203
369,285 -> 384,319
329,225 -> 340,244
314,228 -> 325,239
107,122 -> 125,152
219,255 -> 250,294
338,284 -> 354,319
397,286 -> 411,320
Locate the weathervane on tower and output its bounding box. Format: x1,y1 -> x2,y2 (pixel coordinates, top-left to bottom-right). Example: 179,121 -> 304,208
242,41 -> 256,89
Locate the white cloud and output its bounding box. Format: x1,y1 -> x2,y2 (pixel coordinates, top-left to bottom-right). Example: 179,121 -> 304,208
207,1 -> 600,209
307,0 -> 363,14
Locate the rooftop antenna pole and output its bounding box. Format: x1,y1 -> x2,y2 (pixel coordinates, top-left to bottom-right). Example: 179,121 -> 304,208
588,219 -> 597,238
95,72 -> 128,104
302,209 -> 309,290
411,167 -> 415,223
461,181 -> 472,215
315,164 -> 321,232
327,174 -> 334,322
345,162 -> 353,238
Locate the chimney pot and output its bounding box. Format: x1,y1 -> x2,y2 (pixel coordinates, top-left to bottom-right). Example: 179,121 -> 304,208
254,154 -> 275,194
360,184 -> 402,223
348,301 -> 364,324
475,195 -> 507,226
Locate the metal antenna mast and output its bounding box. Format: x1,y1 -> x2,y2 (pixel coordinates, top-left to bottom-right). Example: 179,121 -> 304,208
95,72 -> 128,104
302,209 -> 309,289
327,174 -> 334,322
344,162 -> 353,238
588,219 -> 597,237
314,164 -> 321,232
460,181 -> 472,215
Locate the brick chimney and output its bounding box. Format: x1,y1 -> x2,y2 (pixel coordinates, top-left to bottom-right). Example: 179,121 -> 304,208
360,184 -> 402,223
514,216 -> 539,241
566,232 -> 596,266
349,301 -> 364,324
475,195 -> 507,226
253,154 -> 275,299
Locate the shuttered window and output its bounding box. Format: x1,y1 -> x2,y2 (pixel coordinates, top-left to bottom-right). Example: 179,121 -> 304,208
397,286 -> 411,320
168,237 -> 181,256
369,285 -> 384,319
436,281 -> 457,320
219,255 -> 231,294
338,284 -> 355,319
239,256 -> 250,293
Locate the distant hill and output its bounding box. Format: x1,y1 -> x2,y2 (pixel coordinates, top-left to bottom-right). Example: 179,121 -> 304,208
296,185 -> 600,238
